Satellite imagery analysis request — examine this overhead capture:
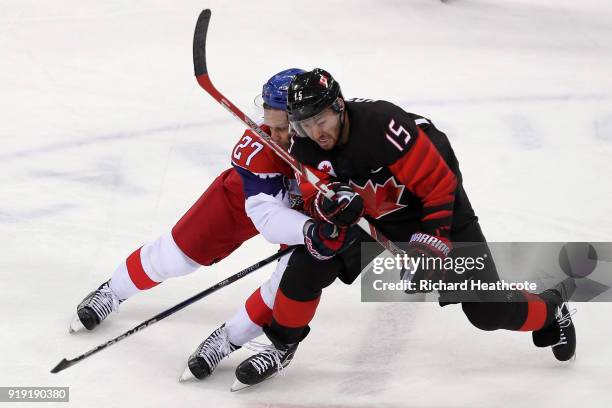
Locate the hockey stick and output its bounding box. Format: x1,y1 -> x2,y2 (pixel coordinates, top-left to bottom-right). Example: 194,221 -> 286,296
193,9 -> 404,257
50,245 -> 296,374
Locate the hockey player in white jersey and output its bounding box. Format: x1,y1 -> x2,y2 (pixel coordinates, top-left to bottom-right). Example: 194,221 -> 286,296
179,69 -> 317,381
69,69 -> 319,381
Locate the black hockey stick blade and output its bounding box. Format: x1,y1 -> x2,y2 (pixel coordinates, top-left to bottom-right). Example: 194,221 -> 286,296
50,358 -> 74,374
193,9 -> 211,76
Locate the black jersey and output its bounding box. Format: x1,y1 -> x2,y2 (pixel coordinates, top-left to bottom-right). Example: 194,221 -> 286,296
289,99 -> 477,244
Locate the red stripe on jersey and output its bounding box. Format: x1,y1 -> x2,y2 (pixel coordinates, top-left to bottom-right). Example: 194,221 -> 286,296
126,247 -> 159,290
518,291 -> 548,331
388,127 -> 457,239
422,210 -> 453,221
245,287 -> 273,327
272,290 -> 320,328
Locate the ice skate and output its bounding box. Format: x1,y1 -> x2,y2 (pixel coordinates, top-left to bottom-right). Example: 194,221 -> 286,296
179,324 -> 240,382
230,340 -> 298,391
532,283 -> 577,361
69,281 -> 122,333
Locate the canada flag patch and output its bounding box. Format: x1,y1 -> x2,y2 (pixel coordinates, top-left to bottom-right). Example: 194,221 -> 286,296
317,160 -> 336,176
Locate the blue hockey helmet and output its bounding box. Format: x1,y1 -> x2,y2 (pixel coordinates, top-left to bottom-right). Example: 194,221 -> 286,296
262,68 -> 306,110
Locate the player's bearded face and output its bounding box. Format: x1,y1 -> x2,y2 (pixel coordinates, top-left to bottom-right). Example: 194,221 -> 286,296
264,108 -> 291,150
293,108 -> 341,151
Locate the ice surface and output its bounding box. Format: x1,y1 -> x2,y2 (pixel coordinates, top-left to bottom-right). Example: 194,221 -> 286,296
1,0 -> 611,407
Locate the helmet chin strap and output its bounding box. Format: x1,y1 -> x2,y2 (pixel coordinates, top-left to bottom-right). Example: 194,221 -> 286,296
335,99 -> 347,147
338,110 -> 345,142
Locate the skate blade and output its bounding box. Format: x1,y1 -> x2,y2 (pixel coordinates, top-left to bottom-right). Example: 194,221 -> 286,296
68,314 -> 85,334
230,379 -> 250,392
230,371 -> 281,392
179,367 -> 196,383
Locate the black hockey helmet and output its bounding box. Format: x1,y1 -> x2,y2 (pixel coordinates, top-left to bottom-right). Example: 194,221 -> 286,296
287,68 -> 343,122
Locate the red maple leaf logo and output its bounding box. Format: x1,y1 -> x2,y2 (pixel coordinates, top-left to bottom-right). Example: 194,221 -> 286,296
349,177 -> 407,219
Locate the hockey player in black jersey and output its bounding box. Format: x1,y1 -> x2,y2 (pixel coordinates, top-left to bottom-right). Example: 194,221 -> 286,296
232,68 -> 576,387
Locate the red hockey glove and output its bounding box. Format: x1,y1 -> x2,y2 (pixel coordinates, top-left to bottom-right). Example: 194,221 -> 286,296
314,182 -> 365,227
303,220 -> 358,261
401,232 -> 452,293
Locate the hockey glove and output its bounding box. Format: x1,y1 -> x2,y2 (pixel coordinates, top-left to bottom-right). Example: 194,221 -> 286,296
303,220 -> 358,261
314,182 -> 365,227
401,232 -> 451,293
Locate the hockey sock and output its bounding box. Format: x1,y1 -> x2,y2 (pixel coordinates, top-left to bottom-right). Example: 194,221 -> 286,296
517,291 -> 553,331
109,247 -> 159,301
109,232 -> 200,301
225,288 -> 273,346
270,289 -> 320,344
461,290 -> 557,332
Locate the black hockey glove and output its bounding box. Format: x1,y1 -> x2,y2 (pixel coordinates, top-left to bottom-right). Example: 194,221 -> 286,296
314,182 -> 365,227
303,220 -> 359,261
401,232 -> 451,294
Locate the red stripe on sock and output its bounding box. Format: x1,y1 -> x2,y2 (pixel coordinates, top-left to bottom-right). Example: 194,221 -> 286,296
245,288 -> 272,327
272,290 -> 320,329
519,291 -> 547,331
126,247 -> 159,290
